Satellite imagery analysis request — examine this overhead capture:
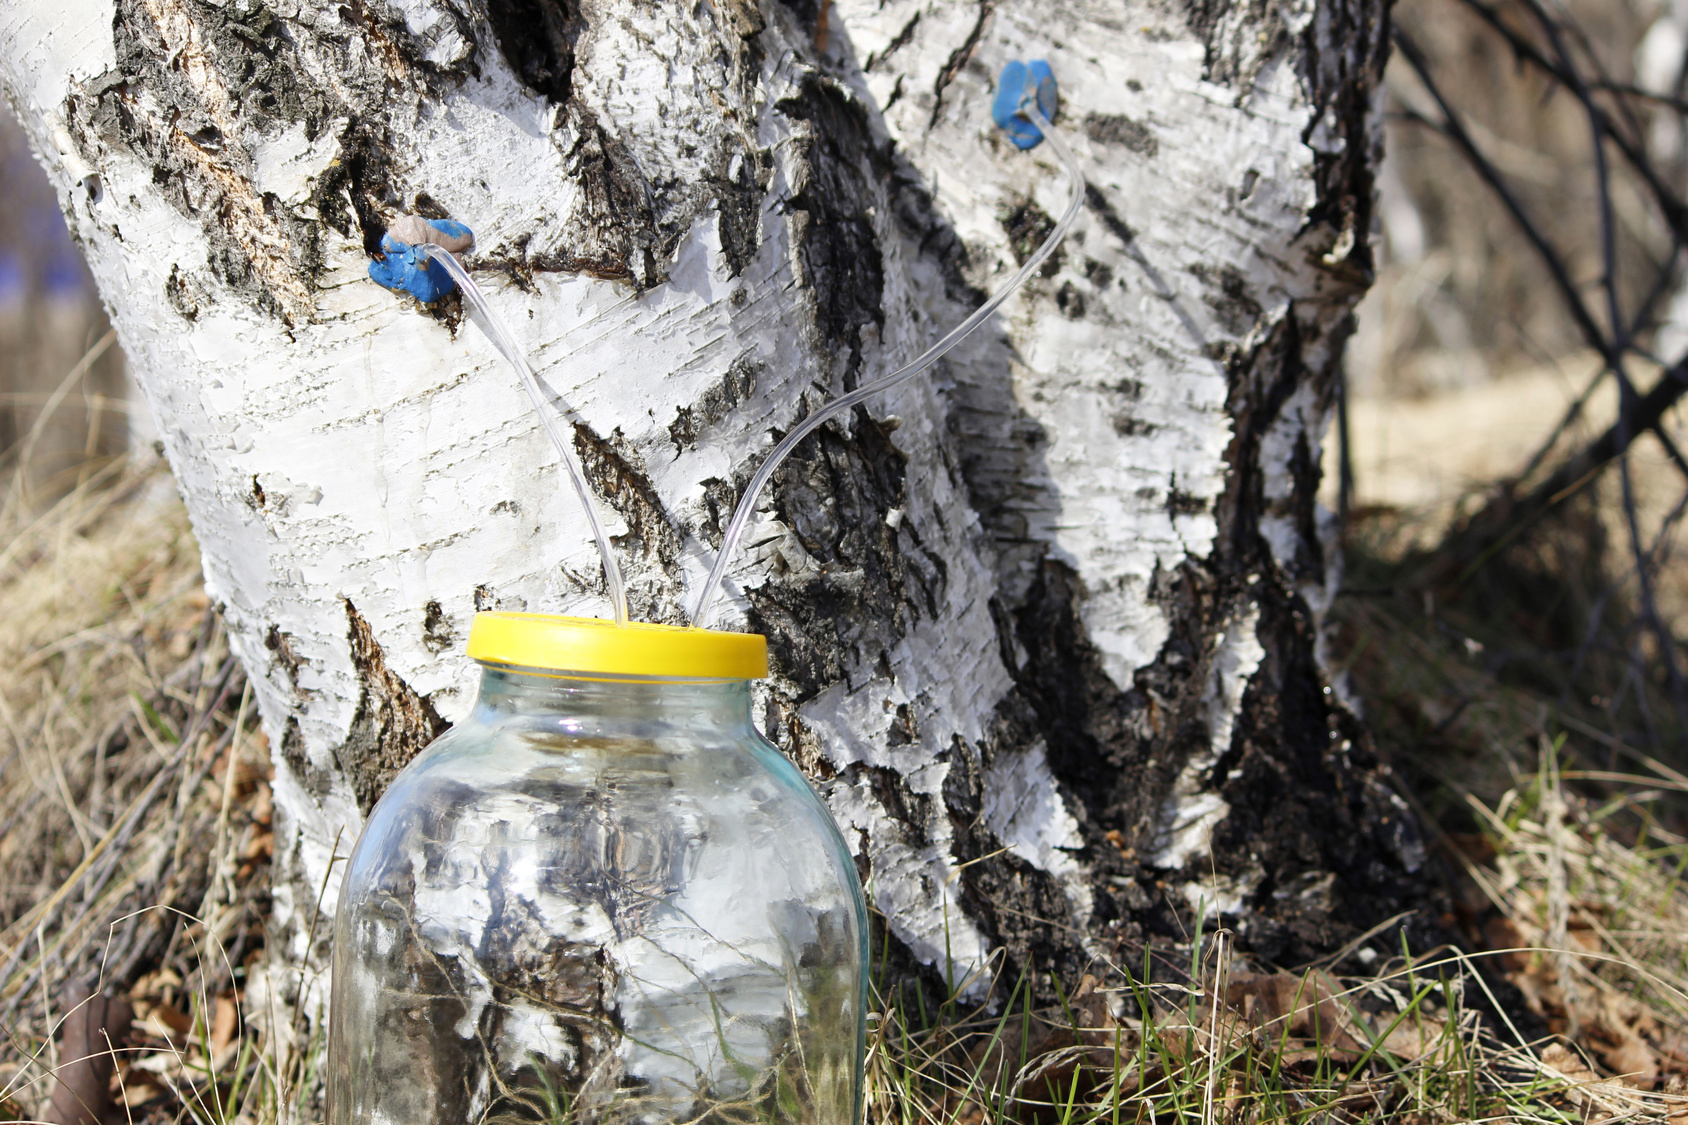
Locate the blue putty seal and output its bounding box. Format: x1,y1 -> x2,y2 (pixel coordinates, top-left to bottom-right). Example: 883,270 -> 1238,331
992,60 -> 1059,149
367,218 -> 474,303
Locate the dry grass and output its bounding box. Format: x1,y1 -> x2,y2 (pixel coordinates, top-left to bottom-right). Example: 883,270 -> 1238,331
0,423 -> 1686,1125
862,741 -> 1688,1125
0,477 -> 1669,1125
0,450 -> 276,1125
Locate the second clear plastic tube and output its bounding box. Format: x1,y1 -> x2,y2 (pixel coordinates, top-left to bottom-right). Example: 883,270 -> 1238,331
419,105 -> 1083,632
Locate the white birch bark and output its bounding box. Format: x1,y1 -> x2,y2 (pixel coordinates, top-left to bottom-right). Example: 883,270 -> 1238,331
0,0 -> 1419,1019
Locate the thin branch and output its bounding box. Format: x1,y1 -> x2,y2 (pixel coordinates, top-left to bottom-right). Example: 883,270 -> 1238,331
1391,27 -> 1609,357
1457,0 -> 1688,245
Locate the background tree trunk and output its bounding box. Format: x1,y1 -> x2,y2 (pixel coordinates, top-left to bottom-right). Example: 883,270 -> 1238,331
0,0 -> 1417,1015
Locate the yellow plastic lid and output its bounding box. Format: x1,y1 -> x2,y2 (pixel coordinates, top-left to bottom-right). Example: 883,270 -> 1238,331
466,612 -> 768,680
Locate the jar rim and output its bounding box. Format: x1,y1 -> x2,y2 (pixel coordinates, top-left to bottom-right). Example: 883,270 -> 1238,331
466,612 -> 768,680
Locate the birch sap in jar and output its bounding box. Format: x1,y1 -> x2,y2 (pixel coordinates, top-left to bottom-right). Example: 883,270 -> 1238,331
325,614 -> 868,1125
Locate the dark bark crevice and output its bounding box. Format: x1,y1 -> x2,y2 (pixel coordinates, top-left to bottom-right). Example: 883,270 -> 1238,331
1180,0 -> 1296,90
667,355 -> 762,455
572,423 -> 691,623
928,0 -> 993,128
746,404 -> 921,701
484,0 -> 579,103
777,74 -> 889,386
342,600 -> 451,814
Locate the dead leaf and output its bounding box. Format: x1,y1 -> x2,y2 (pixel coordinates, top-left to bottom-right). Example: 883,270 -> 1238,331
1586,990 -> 1661,1088
1484,915 -> 1530,971
1541,1042 -> 1650,1119
129,969 -> 180,1001
244,829 -> 274,862
1542,1042 -> 1597,1083
139,1000 -> 191,1040
210,994 -> 238,1058
1380,1012 -> 1448,1062
1663,1075 -> 1688,1123
1225,970 -> 1368,1055
47,986 -> 132,1125
248,781 -> 272,826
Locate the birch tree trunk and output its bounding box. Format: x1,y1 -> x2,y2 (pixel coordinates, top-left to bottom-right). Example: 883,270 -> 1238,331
0,0 -> 1417,1012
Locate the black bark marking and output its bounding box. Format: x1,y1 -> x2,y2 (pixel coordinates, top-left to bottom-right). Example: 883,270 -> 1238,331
265,623 -> 306,701
695,477 -> 739,551
1294,0 -> 1389,280
668,354 -> 761,453
777,76 -> 886,382
1084,183 -> 1137,247
930,1 -> 993,127
1056,281 -> 1085,319
422,599 -> 455,655
1191,307 -> 1438,963
165,263 -> 203,321
844,764 -> 934,849
484,0 -> 578,102
310,118 -> 400,258
553,118 -> 658,284
746,407 -> 918,700
865,12 -> 920,72
1190,262 -> 1264,336
998,196 -> 1063,278
944,695 -> 1103,975
279,717 -> 333,800
571,425 -> 685,575
1181,0 -> 1294,88
720,0 -> 764,37
1084,112 -> 1159,157
343,600 -> 450,814
1112,413 -> 1156,437
714,145 -> 767,279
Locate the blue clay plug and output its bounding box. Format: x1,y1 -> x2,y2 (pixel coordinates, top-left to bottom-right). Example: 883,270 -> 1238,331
368,216 -> 475,303
991,60 -> 1058,149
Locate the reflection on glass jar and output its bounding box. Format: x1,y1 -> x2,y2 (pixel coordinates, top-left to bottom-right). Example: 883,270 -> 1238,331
326,615 -> 868,1125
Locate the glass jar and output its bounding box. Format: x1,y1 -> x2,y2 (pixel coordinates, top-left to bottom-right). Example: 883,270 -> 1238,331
326,614 -> 869,1125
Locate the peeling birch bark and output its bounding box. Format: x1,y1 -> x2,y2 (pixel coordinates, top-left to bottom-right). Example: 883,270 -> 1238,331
0,0 -> 1425,1027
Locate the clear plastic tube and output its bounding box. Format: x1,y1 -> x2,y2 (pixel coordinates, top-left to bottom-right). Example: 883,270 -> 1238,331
687,108 -> 1086,627
419,246 -> 631,627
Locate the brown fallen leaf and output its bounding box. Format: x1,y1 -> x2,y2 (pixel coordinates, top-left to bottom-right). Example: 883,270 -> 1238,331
1662,1075 -> 1688,1123
1542,1041 -> 1598,1083
249,780 -> 272,826
1541,1042 -> 1649,1120
128,969 -> 181,1006
138,999 -> 192,1040
47,986 -> 133,1125
244,829 -> 274,861
1380,1011 -> 1449,1063
1586,989 -> 1661,1088
1483,915 -> 1530,971
1225,970 -> 1368,1055
209,993 -> 239,1059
